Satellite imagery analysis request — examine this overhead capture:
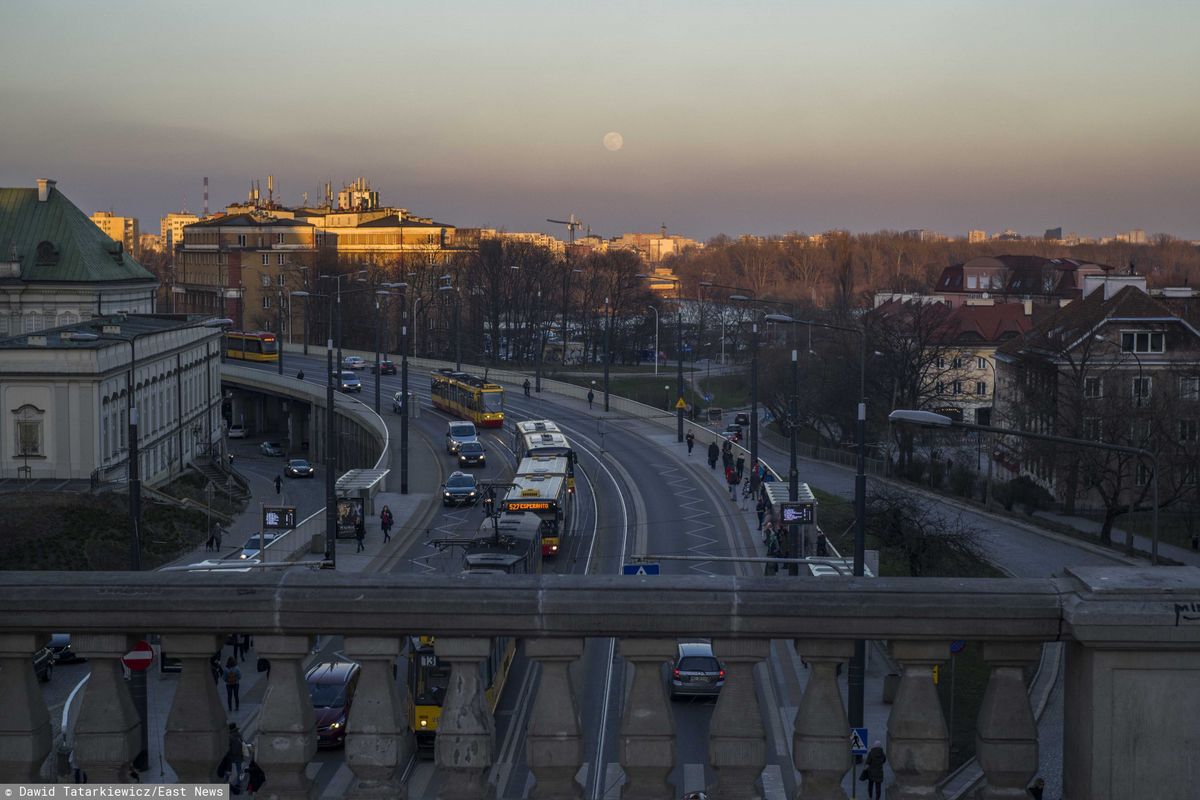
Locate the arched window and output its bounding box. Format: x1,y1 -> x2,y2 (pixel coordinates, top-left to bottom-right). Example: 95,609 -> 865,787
12,404 -> 45,457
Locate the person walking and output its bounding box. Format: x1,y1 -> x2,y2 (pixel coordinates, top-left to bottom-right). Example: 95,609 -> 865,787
205,529 -> 215,552
707,441 -> 719,470
227,722 -> 246,786
725,464 -> 738,501
296,369 -> 304,381
224,657 -> 242,712
523,378 -> 531,397
755,497 -> 766,531
239,633 -> 251,663
355,519 -> 366,553
273,475 -> 282,496
865,740 -> 887,800
685,430 -> 695,455
587,389 -> 595,409
380,505 -> 394,543
735,454 -> 746,482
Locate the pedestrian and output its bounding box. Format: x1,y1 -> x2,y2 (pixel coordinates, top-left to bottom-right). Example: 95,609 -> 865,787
587,389 -> 595,409
725,464 -> 738,501
209,652 -> 222,685
296,369 -> 304,381
735,454 -> 746,482
215,526 -> 223,551
707,441 -> 719,470
685,430 -> 695,455
239,633 -> 251,663
227,722 -> 246,785
1027,777 -> 1044,800
816,532 -> 829,557
273,475 -> 282,495
864,740 -> 886,800
755,497 -> 766,531
205,529 -> 215,552
380,505 -> 394,543
523,378 -> 531,397
228,453 -> 235,468
355,519 -> 366,553
246,757 -> 266,795
224,657 -> 242,712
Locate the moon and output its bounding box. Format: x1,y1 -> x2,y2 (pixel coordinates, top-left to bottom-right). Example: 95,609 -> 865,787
603,131 -> 624,151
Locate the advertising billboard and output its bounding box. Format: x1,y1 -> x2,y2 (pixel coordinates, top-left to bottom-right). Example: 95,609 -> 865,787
336,496 -> 364,539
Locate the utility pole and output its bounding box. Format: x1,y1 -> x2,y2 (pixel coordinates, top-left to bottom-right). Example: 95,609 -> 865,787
603,296 -> 611,412
676,296 -> 685,442
276,290 -> 284,376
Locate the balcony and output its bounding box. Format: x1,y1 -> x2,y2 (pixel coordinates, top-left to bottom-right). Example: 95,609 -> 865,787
2,566 -> 1197,799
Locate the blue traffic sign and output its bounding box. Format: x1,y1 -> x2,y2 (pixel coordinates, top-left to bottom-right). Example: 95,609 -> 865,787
622,562 -> 660,575
850,727 -> 869,756
950,640 -> 966,654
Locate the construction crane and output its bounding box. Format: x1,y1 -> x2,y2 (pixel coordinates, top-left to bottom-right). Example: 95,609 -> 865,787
547,214 -> 584,245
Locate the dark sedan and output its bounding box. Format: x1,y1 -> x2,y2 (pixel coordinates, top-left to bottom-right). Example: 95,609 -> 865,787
285,458 -> 315,478
457,441 -> 486,468
442,471 -> 480,506
370,360 -> 397,375
307,660 -> 361,748
49,633 -> 85,664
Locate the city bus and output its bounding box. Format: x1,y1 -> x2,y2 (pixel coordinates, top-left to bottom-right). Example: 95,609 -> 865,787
430,369 -> 505,427
502,457 -> 572,556
224,331 -> 279,363
513,420 -> 577,491
462,511 -> 544,575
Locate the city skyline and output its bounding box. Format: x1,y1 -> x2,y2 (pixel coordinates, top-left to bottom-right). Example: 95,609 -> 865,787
3,1 -> 1198,240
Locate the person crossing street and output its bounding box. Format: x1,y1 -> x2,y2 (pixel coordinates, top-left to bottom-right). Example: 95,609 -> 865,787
273,475 -> 282,495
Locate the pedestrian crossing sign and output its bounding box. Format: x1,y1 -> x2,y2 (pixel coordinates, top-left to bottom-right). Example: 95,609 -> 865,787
850,727 -> 869,755
675,397 -> 687,410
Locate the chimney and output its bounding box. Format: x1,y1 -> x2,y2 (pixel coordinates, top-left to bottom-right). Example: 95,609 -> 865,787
36,179 -> 56,202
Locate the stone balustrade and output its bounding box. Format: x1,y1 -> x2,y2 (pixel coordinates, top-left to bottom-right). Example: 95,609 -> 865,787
2,566 -> 1197,800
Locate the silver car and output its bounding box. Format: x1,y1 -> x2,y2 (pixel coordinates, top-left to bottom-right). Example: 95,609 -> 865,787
668,641 -> 724,700
445,421 -> 478,453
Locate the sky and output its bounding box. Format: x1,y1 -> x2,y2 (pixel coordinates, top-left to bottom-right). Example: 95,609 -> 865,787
2,0 -> 1198,241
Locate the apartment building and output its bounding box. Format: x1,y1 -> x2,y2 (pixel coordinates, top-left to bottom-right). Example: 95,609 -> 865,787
90,211 -> 140,258
161,211 -> 200,254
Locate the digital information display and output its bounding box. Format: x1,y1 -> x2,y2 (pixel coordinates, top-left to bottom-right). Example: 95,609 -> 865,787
262,505 -> 297,530
779,501 -> 814,525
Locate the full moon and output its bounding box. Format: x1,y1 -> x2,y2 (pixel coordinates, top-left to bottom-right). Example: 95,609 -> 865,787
603,131 -> 624,151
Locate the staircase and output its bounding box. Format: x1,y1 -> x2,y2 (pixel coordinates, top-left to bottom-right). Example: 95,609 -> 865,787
190,460 -> 251,504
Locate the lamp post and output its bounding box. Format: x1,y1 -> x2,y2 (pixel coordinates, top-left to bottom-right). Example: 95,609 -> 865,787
559,266 -> 583,367
647,305 -> 659,376
438,282 -> 462,371
318,269 -> 367,372
276,289 -> 284,376
534,288 -> 544,393
603,296 -> 611,412
292,290 -> 338,566
381,282 -> 410,494
373,289 -> 390,414
640,273 -> 685,441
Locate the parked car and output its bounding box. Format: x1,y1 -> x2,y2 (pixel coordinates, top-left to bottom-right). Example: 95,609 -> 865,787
442,471 -> 480,506
238,531 -> 281,561
49,633 -> 84,664
457,440 -> 486,468
307,660 -> 361,748
342,355 -> 367,370
259,441 -> 285,457
334,371 -> 362,393
733,412 -> 751,427
284,458 -> 315,478
371,359 -> 397,375
668,640 -> 724,700
445,421 -> 478,454
33,646 -> 54,682
228,424 -> 248,439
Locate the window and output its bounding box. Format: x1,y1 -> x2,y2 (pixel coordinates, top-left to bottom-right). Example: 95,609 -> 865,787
262,295 -> 271,309
952,357 -> 963,369
261,253 -> 269,266
1130,418 -> 1151,444
975,381 -> 987,396
237,234 -> 246,247
1181,377 -> 1200,401
1133,376 -> 1152,403
1084,376 -> 1103,399
977,356 -> 987,370
277,253 -> 285,265
952,381 -> 962,395
13,405 -> 44,457
1185,467 -> 1198,486
102,417 -> 109,460
277,273 -> 286,286
1082,418 -> 1102,440
1121,330 -> 1165,354
261,274 -> 270,287
1135,463 -> 1151,486
316,233 -> 325,246
1180,420 -> 1198,443
276,233 -> 284,245
967,275 -> 978,289
937,358 -> 946,370
936,382 -> 945,395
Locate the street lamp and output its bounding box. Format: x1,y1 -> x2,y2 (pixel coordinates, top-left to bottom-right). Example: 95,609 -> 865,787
438,283 -> 462,371
372,289 -> 391,414
561,267 -> 583,367
647,305 -> 660,376
889,408 -> 1161,564
381,282 -> 410,494
318,270 -> 367,371
639,273 -> 685,441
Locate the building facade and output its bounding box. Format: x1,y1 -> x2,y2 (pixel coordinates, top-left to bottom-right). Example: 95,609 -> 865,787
90,211 -> 141,259
0,314 -> 224,486
160,212 -> 200,255
0,180 -> 158,338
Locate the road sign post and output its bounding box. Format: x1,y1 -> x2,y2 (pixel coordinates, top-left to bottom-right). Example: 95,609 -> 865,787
122,640 -> 154,672
850,726 -> 869,799
622,562 -> 660,575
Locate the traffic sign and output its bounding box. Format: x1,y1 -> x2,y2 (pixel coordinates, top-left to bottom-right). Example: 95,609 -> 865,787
703,392 -> 712,402
674,397 -> 687,410
850,727 -> 869,755
622,562 -> 660,575
122,640 -> 154,672
950,640 -> 966,654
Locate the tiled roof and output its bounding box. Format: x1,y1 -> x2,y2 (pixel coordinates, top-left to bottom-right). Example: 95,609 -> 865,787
189,213 -> 312,228
942,303 -> 1039,344
0,186 -> 155,284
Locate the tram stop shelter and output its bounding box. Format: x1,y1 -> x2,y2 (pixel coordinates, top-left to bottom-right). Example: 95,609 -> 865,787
337,468 -> 390,517
760,481 -> 818,558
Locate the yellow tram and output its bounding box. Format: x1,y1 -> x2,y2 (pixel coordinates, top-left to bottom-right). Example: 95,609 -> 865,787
429,369 -> 505,427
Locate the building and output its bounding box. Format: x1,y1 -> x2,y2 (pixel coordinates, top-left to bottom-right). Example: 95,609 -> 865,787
480,230 -> 566,256
139,233 -> 162,254
0,179 -> 158,338
1044,227 -> 1063,241
967,230 -> 988,243
932,255 -> 1115,308
172,213 -> 316,335
160,211 -> 201,254
0,313 -> 224,485
610,228 -> 703,263
90,211 -> 141,258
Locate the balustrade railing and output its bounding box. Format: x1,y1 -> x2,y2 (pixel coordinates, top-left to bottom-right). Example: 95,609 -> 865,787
2,567 -> 1196,800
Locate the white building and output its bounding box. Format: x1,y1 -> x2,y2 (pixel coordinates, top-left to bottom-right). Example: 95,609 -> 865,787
0,314 -> 224,487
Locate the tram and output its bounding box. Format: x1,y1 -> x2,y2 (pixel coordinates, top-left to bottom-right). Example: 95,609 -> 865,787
223,331 -> 279,362
430,369 -> 505,427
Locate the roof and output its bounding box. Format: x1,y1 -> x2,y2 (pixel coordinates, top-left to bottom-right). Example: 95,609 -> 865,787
0,313 -> 221,350
939,303 -> 1040,344
189,213 -> 312,228
0,186 -> 155,284
934,255 -> 1115,296
356,213 -> 450,229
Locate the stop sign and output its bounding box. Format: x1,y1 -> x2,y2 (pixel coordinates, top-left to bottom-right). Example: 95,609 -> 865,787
122,640 -> 154,672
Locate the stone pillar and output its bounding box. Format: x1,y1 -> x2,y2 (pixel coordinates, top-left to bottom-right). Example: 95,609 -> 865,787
976,642 -> 1040,800
708,638 -> 768,800
255,635 -> 317,800
162,633 -> 226,783
793,639 -> 853,800
435,637 -> 494,800
526,637 -> 584,800
618,638 -> 676,800
343,636 -> 410,799
887,640 -> 950,800
72,633 -> 140,784
0,634 -> 52,782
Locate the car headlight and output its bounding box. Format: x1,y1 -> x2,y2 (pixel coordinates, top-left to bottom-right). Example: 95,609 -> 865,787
443,491 -> 452,497
419,719 -> 428,728
468,491 -> 477,497
330,721 -> 342,730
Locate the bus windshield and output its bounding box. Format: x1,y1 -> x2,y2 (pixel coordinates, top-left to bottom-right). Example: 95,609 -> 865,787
415,660 -> 451,705
261,338 -> 278,353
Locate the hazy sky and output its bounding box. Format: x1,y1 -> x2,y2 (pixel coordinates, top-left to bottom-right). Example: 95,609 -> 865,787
3,0 -> 1198,240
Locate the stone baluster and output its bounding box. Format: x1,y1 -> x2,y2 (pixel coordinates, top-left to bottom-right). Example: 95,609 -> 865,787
435,637 -> 494,800
343,636 -> 410,799
793,639 -> 853,800
887,641 -> 950,800
618,638 -> 676,800
72,633 -> 140,783
255,635 -> 317,800
526,637 -> 584,800
0,634 -> 52,782
708,638 -> 768,800
976,643 -> 1040,799
162,634 -> 226,783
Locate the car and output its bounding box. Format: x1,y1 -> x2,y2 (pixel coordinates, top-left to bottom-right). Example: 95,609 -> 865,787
457,440 -> 486,468
33,645 -> 54,682
392,390 -> 413,414
306,660 -> 361,748
334,371 -> 362,393
237,531 -> 281,560
734,412 -> 751,427
668,640 -> 724,700
259,441 -> 285,457
722,424 -> 743,444
445,421 -> 478,454
342,355 -> 367,370
371,359 -> 397,375
228,424 -> 247,439
442,471 -> 480,506
284,458 -> 315,478
48,633 -> 85,664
